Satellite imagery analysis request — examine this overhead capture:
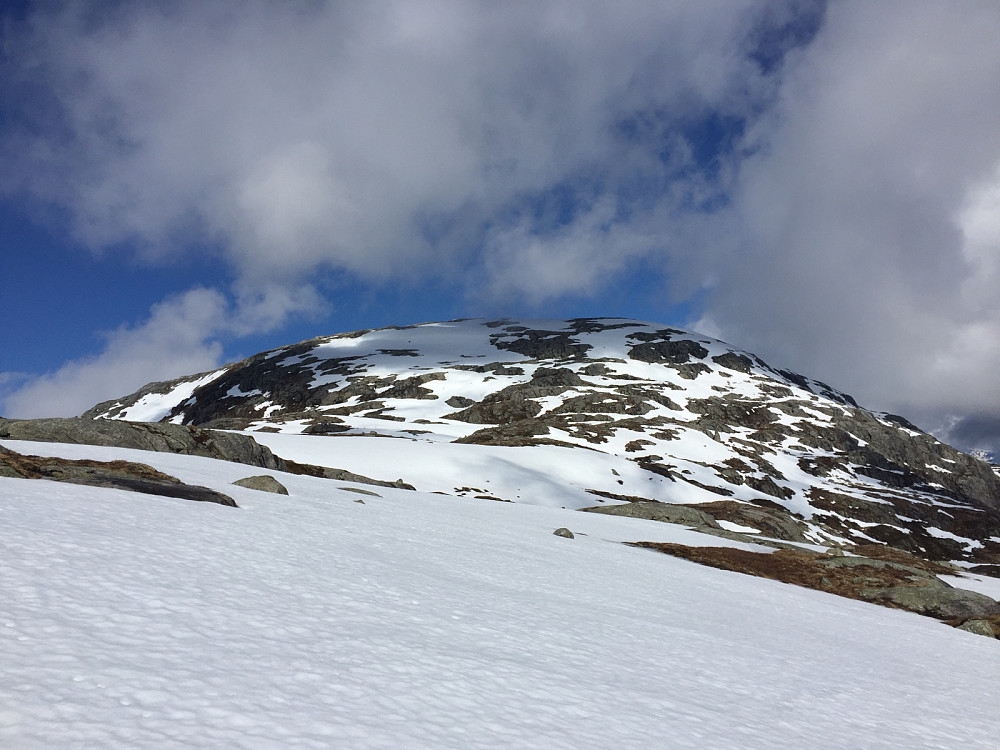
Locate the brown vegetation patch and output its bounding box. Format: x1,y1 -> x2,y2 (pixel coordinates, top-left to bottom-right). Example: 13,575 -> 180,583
1,451 -> 180,483
627,542 -> 933,606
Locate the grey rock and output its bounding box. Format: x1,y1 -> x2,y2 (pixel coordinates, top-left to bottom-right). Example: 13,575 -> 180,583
232,475 -> 289,495
0,447 -> 237,507
711,352 -> 754,374
339,486 -> 382,497
0,417 -> 413,491
957,619 -> 996,637
869,584 -> 1000,620
582,502 -> 721,530
0,417 -> 284,470
627,334 -> 708,364
553,527 -> 575,539
491,327 -> 591,360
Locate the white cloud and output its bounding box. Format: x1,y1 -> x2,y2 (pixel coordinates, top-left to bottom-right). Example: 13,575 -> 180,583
2,0 -> 776,286
694,1 -> 1000,427
2,289 -> 230,418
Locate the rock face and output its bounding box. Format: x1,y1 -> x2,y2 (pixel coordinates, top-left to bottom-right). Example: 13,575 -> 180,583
79,317 -> 1000,568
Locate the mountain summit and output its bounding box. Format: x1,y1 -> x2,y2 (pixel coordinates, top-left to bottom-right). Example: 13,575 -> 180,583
83,317 -> 1000,570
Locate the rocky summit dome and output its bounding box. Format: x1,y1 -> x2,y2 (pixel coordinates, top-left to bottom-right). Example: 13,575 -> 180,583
85,317 -> 1000,567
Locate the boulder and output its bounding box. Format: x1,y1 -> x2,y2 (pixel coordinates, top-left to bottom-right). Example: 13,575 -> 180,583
957,619 -> 996,637
232,475 -> 289,495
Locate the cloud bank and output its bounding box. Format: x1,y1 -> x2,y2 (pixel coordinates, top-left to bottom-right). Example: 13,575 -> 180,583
2,289 -> 229,418
3,0 -> 1000,453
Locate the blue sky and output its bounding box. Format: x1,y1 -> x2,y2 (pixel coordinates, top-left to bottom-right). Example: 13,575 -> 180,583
3,1 -> 1000,455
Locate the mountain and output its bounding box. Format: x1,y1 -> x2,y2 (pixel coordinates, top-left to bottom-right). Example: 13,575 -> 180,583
82,317 -> 1000,572
6,317 -> 1000,746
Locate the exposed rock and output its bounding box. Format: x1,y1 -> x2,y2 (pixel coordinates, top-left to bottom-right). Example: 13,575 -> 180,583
553,527 -> 575,539
303,420 -> 351,435
582,501 -> 721,530
232,475 -> 289,495
0,447 -> 237,506
491,327 -> 592,360
688,500 -> 809,542
339,486 -> 382,497
282,460 -> 415,490
628,338 -> 709,365
445,388 -> 542,425
0,417 -> 413,492
531,367 -> 586,387
957,619 -> 996,637
870,585 -> 1000,621
629,540 -> 1000,623
0,417 -> 284,470
712,352 -> 753,373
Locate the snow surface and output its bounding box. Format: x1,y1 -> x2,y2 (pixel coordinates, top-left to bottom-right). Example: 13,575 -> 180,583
3,440 -> 1000,749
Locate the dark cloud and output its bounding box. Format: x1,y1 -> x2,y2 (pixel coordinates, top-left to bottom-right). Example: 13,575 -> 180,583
942,415 -> 1000,460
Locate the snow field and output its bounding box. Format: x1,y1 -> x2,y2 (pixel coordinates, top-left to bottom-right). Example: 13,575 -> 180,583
2,441 -> 1000,748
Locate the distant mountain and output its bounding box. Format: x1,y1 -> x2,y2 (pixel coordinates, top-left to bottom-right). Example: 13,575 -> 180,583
85,317 -> 1000,572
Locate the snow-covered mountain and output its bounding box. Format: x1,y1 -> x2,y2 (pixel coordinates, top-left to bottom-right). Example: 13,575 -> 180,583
6,317 -> 1000,747
85,317 -> 1000,568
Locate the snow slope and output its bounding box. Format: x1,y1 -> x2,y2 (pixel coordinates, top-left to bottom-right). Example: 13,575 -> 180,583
2,440 -> 999,749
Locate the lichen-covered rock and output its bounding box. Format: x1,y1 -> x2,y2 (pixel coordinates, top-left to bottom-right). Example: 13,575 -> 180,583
870,584 -> 1000,621
0,417 -> 411,492
0,447 -> 237,506
582,502 -> 721,530
956,619 -> 996,637
232,475 -> 289,495
0,418 -> 284,471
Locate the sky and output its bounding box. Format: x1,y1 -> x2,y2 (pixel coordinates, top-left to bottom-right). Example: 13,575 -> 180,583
1,0 -> 999,455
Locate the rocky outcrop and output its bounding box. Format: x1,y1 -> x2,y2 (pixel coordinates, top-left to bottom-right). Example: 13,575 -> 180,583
0,418 -> 413,491
582,501 -> 721,530
232,475 -> 289,495
0,417 -> 284,470
0,446 -> 237,506
629,540 -> 1000,628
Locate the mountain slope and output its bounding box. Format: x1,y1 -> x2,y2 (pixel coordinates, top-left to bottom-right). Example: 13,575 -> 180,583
85,318 -> 1000,569
2,442 -> 1000,749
